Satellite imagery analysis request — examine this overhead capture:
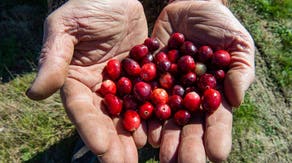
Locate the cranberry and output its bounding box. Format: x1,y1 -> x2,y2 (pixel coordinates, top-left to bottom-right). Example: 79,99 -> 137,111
99,79 -> 116,96
139,102 -> 154,119
157,60 -> 171,73
133,82 -> 152,102
181,72 -> 197,87
141,54 -> 154,65
194,62 -> 207,76
169,63 -> 178,76
154,51 -> 168,64
174,110 -> 191,126
151,88 -> 168,105
214,69 -> 225,81
117,77 -> 132,95
202,88 -> 221,112
197,73 -> 217,91
122,110 -> 141,132
168,32 -> 185,49
140,63 -> 157,81
177,55 -> 196,73
155,104 -> 172,120
198,45 -> 213,63
183,92 -> 201,112
122,58 -> 141,77
167,50 -> 180,63
159,72 -> 175,89
172,85 -> 185,97
104,94 -> 123,116
106,59 -> 121,80
212,50 -> 231,68
149,80 -> 159,90
168,95 -> 183,111
185,86 -> 198,95
180,41 -> 197,57
123,95 -> 138,110
144,37 -> 160,52
130,44 -> 149,61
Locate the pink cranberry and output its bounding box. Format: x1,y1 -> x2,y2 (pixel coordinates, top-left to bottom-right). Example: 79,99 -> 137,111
155,104 -> 172,120
144,37 -> 160,52
183,92 -> 201,112
168,95 -> 183,111
180,41 -> 197,57
104,94 -> 123,116
139,102 -> 154,120
198,45 -> 213,63
122,58 -> 141,77
133,82 -> 152,102
117,77 -> 132,95
212,50 -> 231,68
177,55 -> 196,73
140,63 -> 157,81
151,88 -> 168,105
159,72 -> 175,89
197,73 -> 217,91
106,59 -> 121,80
167,50 -> 180,63
122,110 -> 141,132
174,110 -> 191,126
202,88 -> 221,112
181,72 -> 197,87
168,32 -> 185,49
99,79 -> 116,96
130,44 -> 149,61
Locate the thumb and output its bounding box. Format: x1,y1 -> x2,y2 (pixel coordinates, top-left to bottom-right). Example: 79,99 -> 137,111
26,12 -> 76,100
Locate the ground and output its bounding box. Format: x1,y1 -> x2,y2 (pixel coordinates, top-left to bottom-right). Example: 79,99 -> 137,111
0,0 -> 291,162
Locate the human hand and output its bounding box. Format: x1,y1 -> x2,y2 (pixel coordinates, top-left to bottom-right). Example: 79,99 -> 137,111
148,1 -> 255,162
26,0 -> 148,162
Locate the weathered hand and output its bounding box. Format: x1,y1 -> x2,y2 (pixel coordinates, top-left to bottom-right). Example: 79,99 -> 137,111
148,1 -> 255,162
26,0 -> 148,162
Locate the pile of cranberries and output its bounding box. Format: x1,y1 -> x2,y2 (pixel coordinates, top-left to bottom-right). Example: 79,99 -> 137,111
99,32 -> 231,132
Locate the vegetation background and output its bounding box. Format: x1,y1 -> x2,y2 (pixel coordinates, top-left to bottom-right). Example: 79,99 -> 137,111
0,0 -> 291,162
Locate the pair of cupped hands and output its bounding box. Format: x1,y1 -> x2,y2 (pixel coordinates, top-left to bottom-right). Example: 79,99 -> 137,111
26,0 -> 255,162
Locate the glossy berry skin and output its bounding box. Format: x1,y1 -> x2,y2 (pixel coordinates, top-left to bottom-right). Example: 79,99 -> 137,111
122,58 -> 141,77
104,94 -> 123,116
117,77 -> 132,95
140,63 -> 157,81
155,104 -> 172,120
141,54 -> 154,65
168,32 -> 185,49
169,63 -> 178,76
172,85 -> 185,97
144,38 -> 160,52
212,50 -> 231,68
167,50 -> 180,63
177,55 -> 196,73
157,60 -> 171,73
151,88 -> 168,105
197,73 -> 217,91
123,110 -> 141,132
194,62 -> 207,76
106,59 -> 121,80
174,110 -> 191,126
198,45 -> 213,63
185,86 -> 198,95
99,79 -> 116,96
159,72 -> 175,89
168,95 -> 183,111
155,51 -> 168,64
139,102 -> 154,119
123,95 -> 138,110
214,69 -> 225,81
181,72 -> 197,87
180,41 -> 197,57
202,88 -> 221,112
133,82 -> 152,102
130,44 -> 149,61
183,92 -> 201,112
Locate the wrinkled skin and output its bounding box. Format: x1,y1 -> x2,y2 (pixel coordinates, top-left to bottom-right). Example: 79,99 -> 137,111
26,0 -> 148,162
148,1 -> 255,162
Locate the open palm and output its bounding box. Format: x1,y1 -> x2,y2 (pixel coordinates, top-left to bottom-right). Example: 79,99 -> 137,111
148,1 -> 255,162
26,0 -> 147,162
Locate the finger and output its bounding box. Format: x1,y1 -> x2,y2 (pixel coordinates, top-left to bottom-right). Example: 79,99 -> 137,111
132,120 -> 148,149
26,10 -> 76,100
61,78 -> 111,155
178,112 -> 206,163
99,133 -> 124,163
147,119 -> 163,148
159,119 -> 181,163
204,98 -> 233,162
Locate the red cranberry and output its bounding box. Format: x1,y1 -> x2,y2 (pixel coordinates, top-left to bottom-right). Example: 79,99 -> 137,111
198,45 -> 213,63
155,104 -> 172,120
197,73 -> 217,91
174,110 -> 191,126
177,55 -> 196,73
149,80 -> 159,90
122,110 -> 141,132
122,58 -> 141,77
106,59 -> 121,80
151,88 -> 168,105
169,63 -> 178,76
214,69 -> 225,81
168,32 -> 185,49
123,95 -> 138,110
181,72 -> 197,87
157,60 -> 171,73
212,50 -> 231,68
168,95 -> 183,111
194,62 -> 207,76
167,50 -> 180,63
144,37 -> 160,52
172,85 -> 185,97
185,86 -> 198,95
117,77 -> 132,95
180,41 -> 197,57
141,54 -> 154,65
133,82 -> 152,102
183,92 -> 201,112
155,51 -> 168,63
130,44 -> 149,61
140,63 -> 157,81
99,79 -> 116,96
104,94 -> 123,116
202,88 -> 221,112
159,72 -> 175,89
139,102 -> 154,120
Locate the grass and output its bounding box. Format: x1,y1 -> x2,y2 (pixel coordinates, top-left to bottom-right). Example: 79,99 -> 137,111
0,0 -> 291,162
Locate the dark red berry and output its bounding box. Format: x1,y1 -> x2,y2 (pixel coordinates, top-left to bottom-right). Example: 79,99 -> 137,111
155,51 -> 168,64
177,55 -> 196,73
133,82 -> 152,102
180,41 -> 197,57
181,72 -> 197,87
212,50 -> 231,68
117,77 -> 132,95
130,44 -> 149,61
123,110 -> 141,132
159,72 -> 175,89
183,92 -> 201,112
155,104 -> 172,120
99,79 -> 116,96
141,54 -> 154,65
122,58 -> 141,76
169,63 -> 178,76
139,102 -> 154,119
168,95 -> 183,111
149,80 -> 159,90
104,94 -> 123,116
197,73 -> 217,91
201,88 -> 221,112
123,95 -> 138,110
198,45 -> 213,63
174,110 -> 191,126
144,38 -> 160,52
151,88 -> 168,105
140,63 -> 157,81
172,85 -> 185,97
168,32 -> 185,49
214,69 -> 225,81
157,60 -> 171,73
167,50 -> 180,63
106,59 -> 121,80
